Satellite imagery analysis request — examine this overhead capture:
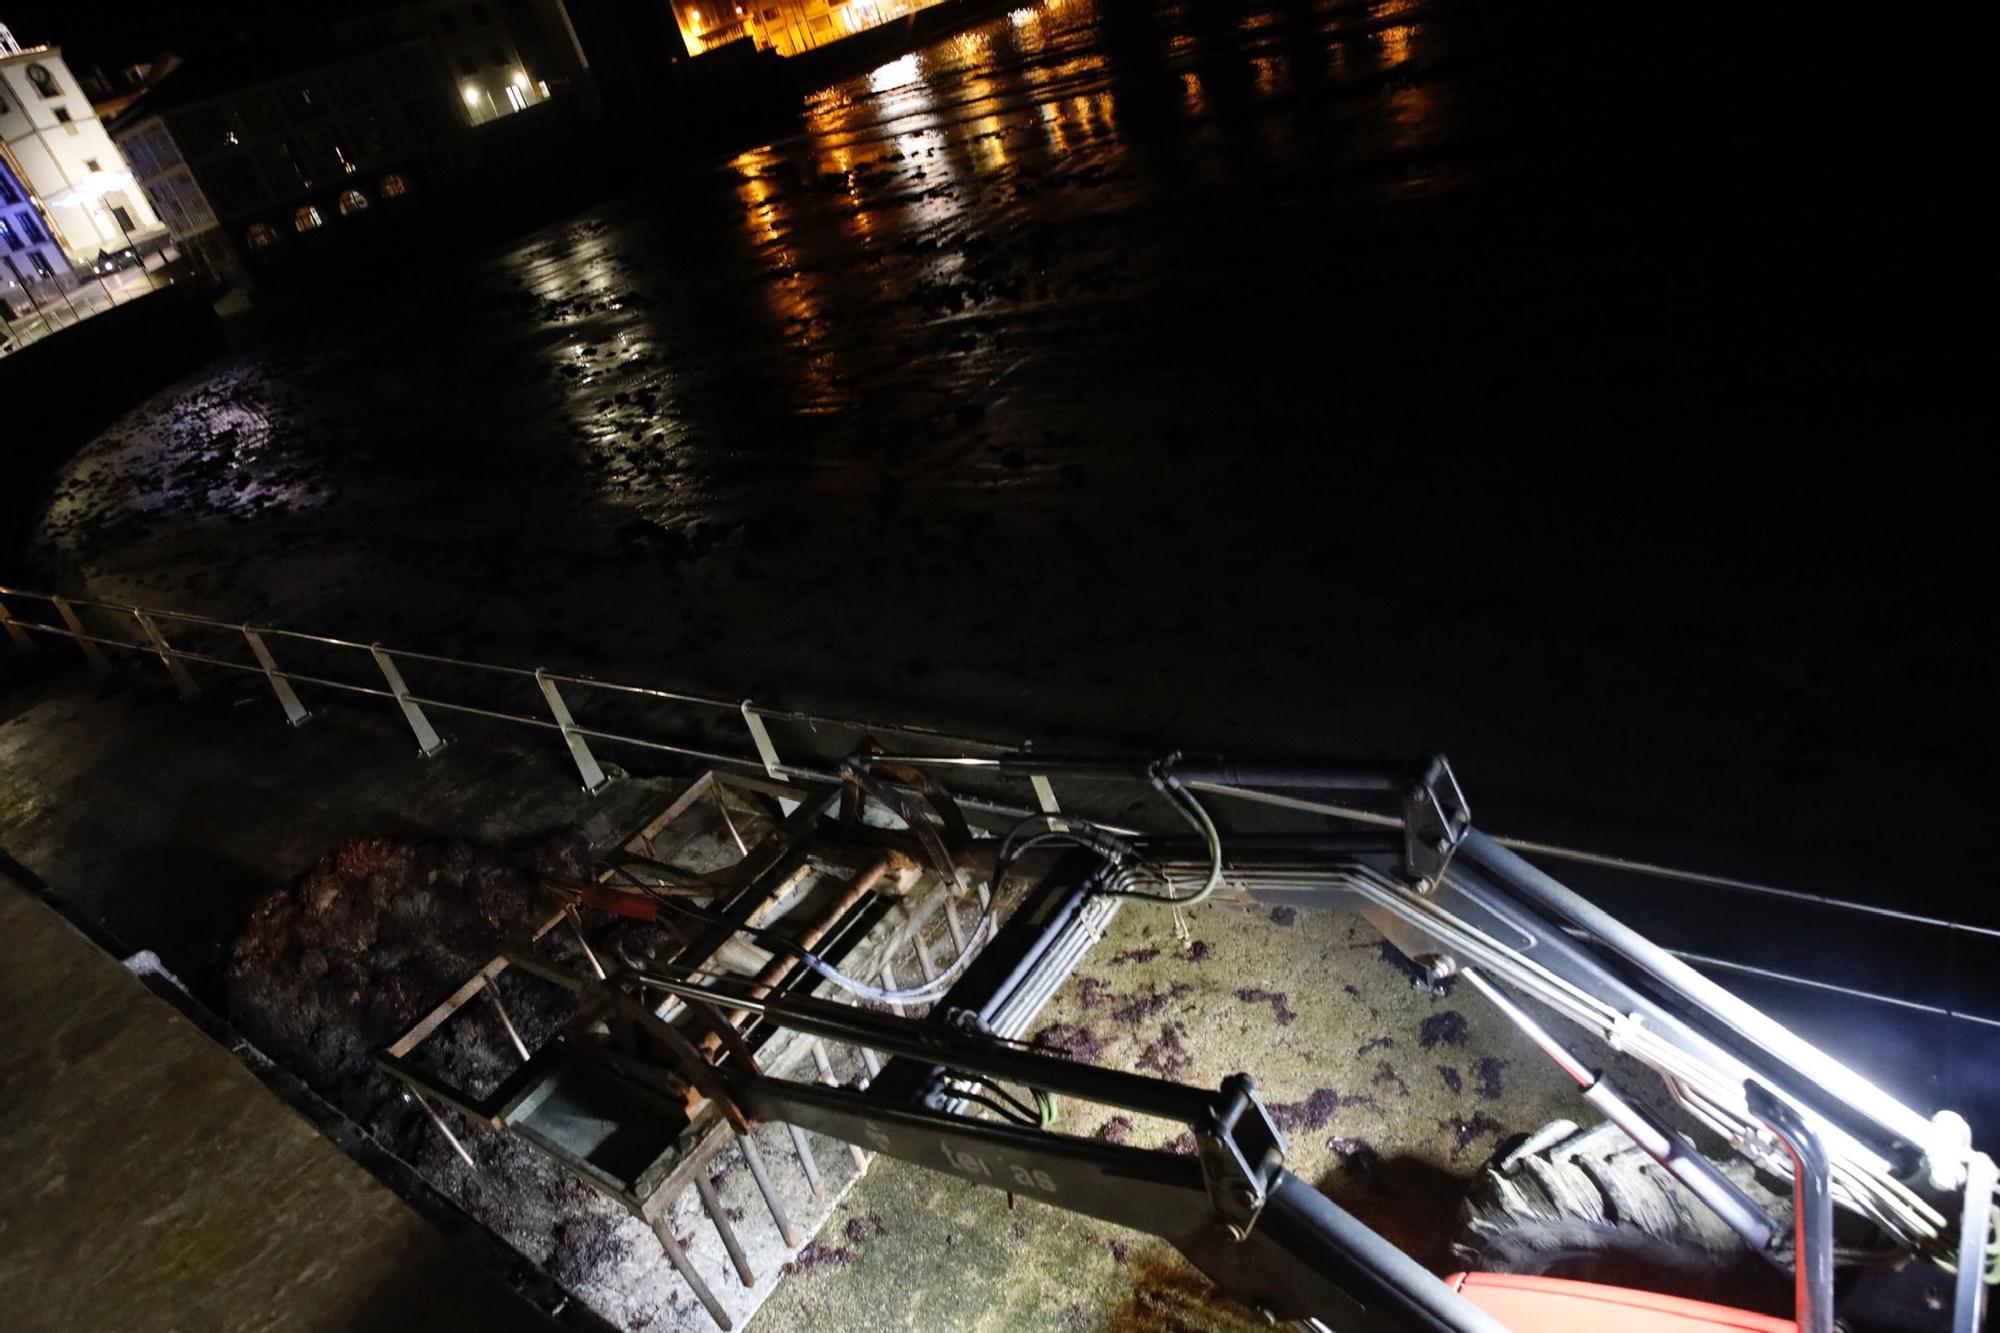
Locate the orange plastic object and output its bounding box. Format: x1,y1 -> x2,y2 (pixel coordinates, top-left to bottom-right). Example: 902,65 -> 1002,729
1445,1271 -> 1798,1333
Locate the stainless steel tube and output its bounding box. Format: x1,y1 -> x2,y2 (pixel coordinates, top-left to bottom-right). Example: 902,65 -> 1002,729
1747,1080 -> 1835,1333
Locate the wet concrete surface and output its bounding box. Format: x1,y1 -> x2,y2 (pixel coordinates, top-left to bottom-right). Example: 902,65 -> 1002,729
0,870 -> 556,1333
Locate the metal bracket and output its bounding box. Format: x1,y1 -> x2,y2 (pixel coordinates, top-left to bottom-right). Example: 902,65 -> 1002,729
243,628 -> 310,726
1196,1074 -> 1286,1240
0,597 -> 36,653
536,669 -> 610,793
370,644 -> 445,756
132,609 -> 199,700
1402,753 -> 1470,889
51,597 -> 111,676
741,701 -> 784,779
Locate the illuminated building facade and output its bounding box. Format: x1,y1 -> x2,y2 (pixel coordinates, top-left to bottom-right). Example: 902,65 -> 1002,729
0,148 -> 71,323
671,0 -> 944,58
0,21 -> 167,269
416,0 -> 552,126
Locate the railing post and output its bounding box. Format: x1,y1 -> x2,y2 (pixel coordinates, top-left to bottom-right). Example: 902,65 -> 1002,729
243,628 -> 310,727
534,669 -> 609,794
131,609 -> 199,700
0,596 -> 37,654
741,700 -> 799,814
369,644 -> 446,757
740,701 -> 784,778
50,597 -> 111,676
1031,773 -> 1062,818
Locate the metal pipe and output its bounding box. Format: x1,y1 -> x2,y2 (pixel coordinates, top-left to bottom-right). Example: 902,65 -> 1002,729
735,1131 -> 800,1248
811,1041 -> 871,1171
648,1212 -> 732,1329
402,1086 -> 479,1172
784,1121 -> 827,1198
565,905 -> 607,980
482,980 -> 531,1061
1460,830 -> 1936,1162
1747,1081 -> 1835,1333
694,1169 -> 756,1286
1460,966 -> 1781,1254
1951,1151 -> 1996,1333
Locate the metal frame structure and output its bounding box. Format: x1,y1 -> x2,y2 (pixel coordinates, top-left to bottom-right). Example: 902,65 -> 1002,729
372,752 -> 1989,1331
373,769 -> 1012,1329
4,585 -> 1995,1328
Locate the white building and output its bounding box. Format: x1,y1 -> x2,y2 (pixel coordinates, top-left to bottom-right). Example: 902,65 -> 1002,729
0,20 -> 167,269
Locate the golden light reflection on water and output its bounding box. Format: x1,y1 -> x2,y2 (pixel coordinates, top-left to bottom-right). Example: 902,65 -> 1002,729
714,0 -> 1451,412
1379,23 -> 1412,69
1181,70 -> 1206,116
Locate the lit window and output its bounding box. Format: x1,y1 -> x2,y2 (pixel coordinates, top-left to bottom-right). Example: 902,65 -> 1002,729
293,205 -> 323,232
378,173 -> 409,199
245,222 -> 277,250
337,188 -> 369,215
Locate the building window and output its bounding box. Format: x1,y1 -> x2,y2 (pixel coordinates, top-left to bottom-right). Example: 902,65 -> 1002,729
20,212 -> 46,243
378,173 -> 409,199
0,93 -> 10,114
337,188 -> 369,215
293,205 -> 323,232
111,204 -> 135,231
0,175 -> 17,206
0,217 -> 18,251
26,63 -> 59,98
54,107 -> 72,123
84,157 -> 101,172
246,221 -> 277,249
31,250 -> 55,279
505,83 -> 527,112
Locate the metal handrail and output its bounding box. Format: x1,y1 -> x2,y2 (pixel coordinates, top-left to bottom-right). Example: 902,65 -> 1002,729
3,580 -> 1993,946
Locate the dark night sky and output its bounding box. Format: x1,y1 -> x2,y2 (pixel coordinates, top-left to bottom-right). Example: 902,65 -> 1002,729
2,1 -> 320,68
